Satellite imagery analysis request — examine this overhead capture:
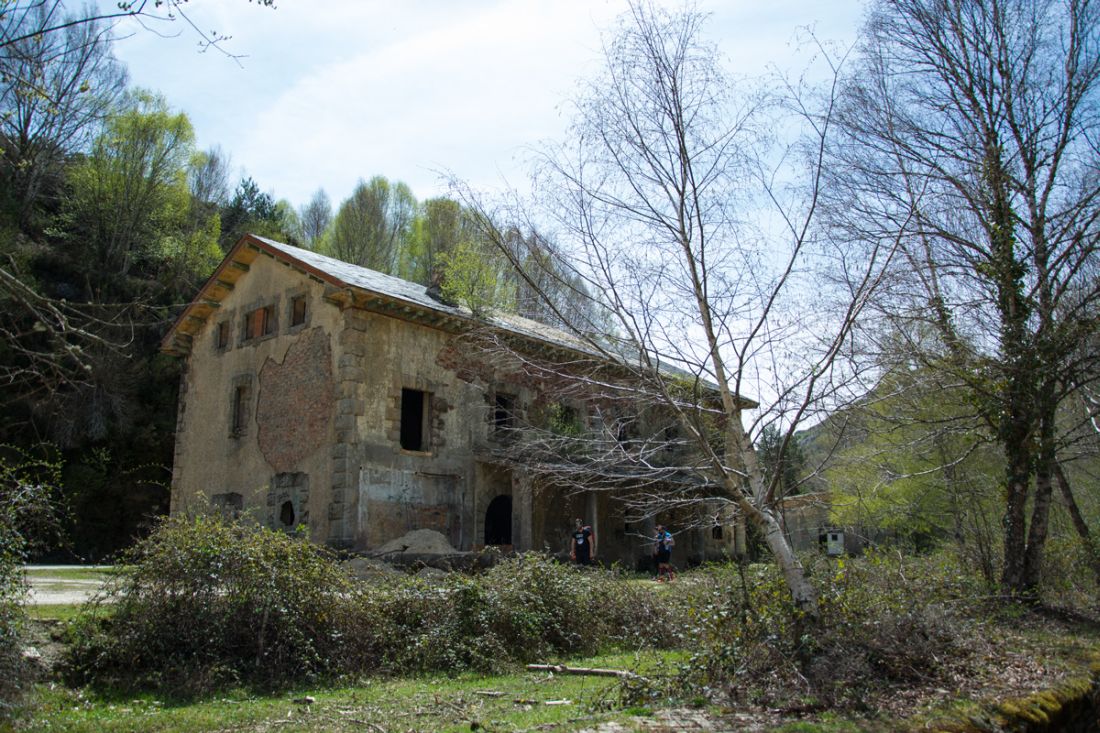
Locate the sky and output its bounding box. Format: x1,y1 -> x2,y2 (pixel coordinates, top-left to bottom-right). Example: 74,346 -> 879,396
104,0 -> 869,211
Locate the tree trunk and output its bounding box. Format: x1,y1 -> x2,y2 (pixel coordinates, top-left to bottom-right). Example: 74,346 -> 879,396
1021,399 -> 1057,592
729,418 -> 820,619
1000,437 -> 1033,595
759,504 -> 819,617
1054,462 -> 1100,589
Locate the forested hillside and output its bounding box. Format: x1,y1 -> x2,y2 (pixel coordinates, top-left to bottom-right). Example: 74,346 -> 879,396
0,6 -> 598,560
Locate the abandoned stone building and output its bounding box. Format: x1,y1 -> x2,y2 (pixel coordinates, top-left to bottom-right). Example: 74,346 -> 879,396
162,233 -> 750,566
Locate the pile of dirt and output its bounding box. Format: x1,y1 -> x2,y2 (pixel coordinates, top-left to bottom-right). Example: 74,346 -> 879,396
341,555 -> 402,580
362,530 -> 501,573
374,529 -> 458,556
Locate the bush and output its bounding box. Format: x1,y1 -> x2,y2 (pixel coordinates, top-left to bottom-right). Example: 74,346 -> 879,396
675,552 -> 981,709
0,447 -> 62,717
66,520 -> 686,692
342,554 -> 682,675
65,514 -> 357,694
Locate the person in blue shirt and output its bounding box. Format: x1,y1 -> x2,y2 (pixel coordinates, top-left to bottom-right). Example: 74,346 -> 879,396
653,524 -> 675,581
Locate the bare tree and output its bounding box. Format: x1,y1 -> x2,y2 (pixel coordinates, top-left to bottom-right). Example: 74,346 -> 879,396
188,145 -> 231,210
0,1 -> 275,60
829,0 -> 1100,596
0,5 -> 127,229
456,4 -> 897,618
298,188 -> 332,250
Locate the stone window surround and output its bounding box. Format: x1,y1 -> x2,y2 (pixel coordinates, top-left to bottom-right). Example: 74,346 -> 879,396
239,294 -> 281,346
391,376 -> 443,456
228,373 -> 254,438
286,287 -> 311,333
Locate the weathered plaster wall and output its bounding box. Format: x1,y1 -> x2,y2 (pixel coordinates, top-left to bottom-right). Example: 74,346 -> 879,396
337,310 -> 486,551
169,252 -> 744,561
170,254 -> 338,541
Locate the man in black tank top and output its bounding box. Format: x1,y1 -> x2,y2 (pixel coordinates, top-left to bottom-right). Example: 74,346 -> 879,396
570,517 -> 596,565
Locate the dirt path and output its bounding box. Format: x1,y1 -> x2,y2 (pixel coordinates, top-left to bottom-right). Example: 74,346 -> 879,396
24,566 -> 110,606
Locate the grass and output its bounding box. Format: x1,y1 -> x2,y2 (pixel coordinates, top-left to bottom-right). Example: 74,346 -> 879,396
12,558 -> 1100,732
19,651 -> 684,732
27,604 -> 85,622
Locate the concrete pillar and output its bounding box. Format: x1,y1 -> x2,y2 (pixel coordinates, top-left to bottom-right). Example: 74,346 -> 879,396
512,470 -> 534,552
642,515 -> 657,571
586,491 -> 599,559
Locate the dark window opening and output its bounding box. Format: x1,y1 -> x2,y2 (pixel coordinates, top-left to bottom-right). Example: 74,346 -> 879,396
290,295 -> 306,327
493,393 -> 516,435
279,500 -> 296,527
712,525 -> 724,540
244,305 -> 274,340
231,385 -> 249,435
400,388 -> 430,451
217,321 -> 230,349
484,495 -> 513,545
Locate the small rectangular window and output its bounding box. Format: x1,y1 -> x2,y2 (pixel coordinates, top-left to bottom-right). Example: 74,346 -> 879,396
231,384 -> 249,436
400,388 -> 430,451
216,321 -> 229,349
290,296 -> 306,327
493,393 -> 516,435
244,305 -> 275,340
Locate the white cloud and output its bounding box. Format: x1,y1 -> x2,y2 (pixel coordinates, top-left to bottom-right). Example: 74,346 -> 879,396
105,0 -> 865,208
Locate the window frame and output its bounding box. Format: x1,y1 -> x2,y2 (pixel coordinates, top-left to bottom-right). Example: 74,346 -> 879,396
229,375 -> 253,438
215,320 -> 230,351
289,294 -> 307,328
242,303 -> 276,343
399,387 -> 432,452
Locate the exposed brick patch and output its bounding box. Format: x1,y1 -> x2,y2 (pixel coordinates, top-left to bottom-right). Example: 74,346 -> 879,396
256,327 -> 335,472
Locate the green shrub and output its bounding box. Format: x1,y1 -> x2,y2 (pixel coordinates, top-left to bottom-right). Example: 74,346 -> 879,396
0,447 -> 62,717
66,522 -> 687,692
343,555 -> 683,676
65,514 -> 357,694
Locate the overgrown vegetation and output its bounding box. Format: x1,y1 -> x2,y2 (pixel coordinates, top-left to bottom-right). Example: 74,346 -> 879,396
56,514 -> 1098,726
0,446 -> 62,716
63,516 -> 682,695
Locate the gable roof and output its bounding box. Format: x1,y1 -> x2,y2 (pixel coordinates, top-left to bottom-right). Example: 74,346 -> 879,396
161,233 -> 593,356
161,234 -> 756,408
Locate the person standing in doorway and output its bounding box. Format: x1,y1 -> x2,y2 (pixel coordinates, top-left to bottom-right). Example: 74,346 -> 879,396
653,524 -> 675,581
570,518 -> 596,565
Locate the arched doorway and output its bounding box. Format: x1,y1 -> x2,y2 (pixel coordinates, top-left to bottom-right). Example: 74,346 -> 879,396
484,495 -> 513,546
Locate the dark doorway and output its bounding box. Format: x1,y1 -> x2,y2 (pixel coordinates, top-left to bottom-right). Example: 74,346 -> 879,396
279,500 -> 296,527
484,495 -> 513,545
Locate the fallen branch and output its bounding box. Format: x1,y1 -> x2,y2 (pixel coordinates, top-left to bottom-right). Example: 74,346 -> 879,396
525,664 -> 643,680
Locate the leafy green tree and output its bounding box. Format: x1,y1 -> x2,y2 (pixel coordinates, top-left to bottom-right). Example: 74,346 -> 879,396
62,90 -> 203,298
326,176 -> 416,275
438,238 -> 515,316
823,364 -> 1003,580
218,176 -> 288,248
